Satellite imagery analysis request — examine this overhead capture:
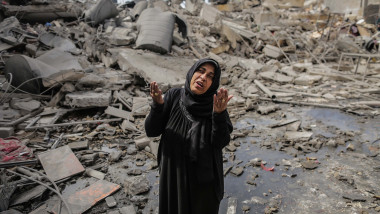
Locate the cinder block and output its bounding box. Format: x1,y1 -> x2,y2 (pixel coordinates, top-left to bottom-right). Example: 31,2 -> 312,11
0,127 -> 14,138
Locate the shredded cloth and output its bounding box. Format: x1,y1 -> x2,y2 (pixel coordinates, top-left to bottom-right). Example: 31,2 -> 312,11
0,137 -> 34,162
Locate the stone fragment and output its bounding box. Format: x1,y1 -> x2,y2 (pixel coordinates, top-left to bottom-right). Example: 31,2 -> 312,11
300,160 -> 318,170
242,205 -> 250,212
263,45 -> 283,59
68,140 -> 89,150
249,158 -> 262,166
227,197 -> 237,214
106,27 -> 134,46
230,166 -> 244,176
254,12 -> 280,26
119,205 -> 136,214
124,175 -> 150,195
326,139 -> 337,148
226,144 -> 237,152
10,99 -> 41,113
120,120 -> 138,132
105,106 -> 133,121
257,105 -> 280,115
134,136 -> 151,150
292,62 -> 313,72
127,169 -> 143,176
149,141 -> 159,158
346,143 -> 355,151
342,193 -> 367,202
284,132 -> 313,141
64,91 -> 111,107
294,74 -> 322,86
85,168 -> 105,180
105,196 -> 117,208
199,4 -> 222,25
0,127 -> 14,138
109,151 -> 122,162
132,97 -> 150,117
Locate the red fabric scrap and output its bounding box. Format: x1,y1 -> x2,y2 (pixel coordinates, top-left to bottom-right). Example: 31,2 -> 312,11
261,163 -> 275,171
0,137 -> 34,162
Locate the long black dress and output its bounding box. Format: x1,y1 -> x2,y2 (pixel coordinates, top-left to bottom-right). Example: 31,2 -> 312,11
145,88 -> 233,214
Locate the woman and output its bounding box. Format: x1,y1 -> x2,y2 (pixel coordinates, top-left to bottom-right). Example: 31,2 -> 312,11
145,58 -> 233,214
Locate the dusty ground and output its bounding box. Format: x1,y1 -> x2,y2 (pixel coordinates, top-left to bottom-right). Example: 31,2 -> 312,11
62,105 -> 379,214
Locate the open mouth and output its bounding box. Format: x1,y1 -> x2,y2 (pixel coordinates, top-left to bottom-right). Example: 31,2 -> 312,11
195,81 -> 204,88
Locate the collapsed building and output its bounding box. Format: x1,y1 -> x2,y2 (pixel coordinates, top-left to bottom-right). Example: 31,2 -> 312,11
0,0 -> 379,213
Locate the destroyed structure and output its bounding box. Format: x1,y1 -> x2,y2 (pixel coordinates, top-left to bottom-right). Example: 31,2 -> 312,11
0,0 -> 379,213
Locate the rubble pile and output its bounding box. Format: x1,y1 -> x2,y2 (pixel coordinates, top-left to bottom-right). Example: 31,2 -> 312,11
0,0 -> 379,213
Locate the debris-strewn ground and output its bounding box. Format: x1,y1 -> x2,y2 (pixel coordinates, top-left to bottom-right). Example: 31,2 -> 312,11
0,0 -> 379,213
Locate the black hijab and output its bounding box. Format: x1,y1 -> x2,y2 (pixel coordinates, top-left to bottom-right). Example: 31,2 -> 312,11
181,58 -> 221,118
180,58 -> 221,183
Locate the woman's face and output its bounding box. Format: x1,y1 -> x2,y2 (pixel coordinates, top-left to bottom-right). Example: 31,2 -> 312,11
190,63 -> 215,95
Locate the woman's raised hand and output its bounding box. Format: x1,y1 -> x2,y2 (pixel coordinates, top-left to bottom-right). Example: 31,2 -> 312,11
150,81 -> 164,105
213,88 -> 233,113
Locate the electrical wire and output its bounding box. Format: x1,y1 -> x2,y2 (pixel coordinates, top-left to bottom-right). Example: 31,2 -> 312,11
0,75 -> 65,104
6,169 -> 73,214
21,166 -> 66,214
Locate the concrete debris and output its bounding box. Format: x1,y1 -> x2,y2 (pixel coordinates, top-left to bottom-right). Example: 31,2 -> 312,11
124,175 -> 150,196
64,91 -> 112,107
135,8 -> 187,54
84,0 -> 119,26
0,0 -> 379,213
85,168 -> 105,180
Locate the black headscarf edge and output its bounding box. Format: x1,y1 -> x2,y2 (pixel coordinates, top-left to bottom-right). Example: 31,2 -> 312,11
184,58 -> 221,98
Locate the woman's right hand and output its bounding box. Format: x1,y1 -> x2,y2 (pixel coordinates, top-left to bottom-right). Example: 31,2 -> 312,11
150,81 -> 164,105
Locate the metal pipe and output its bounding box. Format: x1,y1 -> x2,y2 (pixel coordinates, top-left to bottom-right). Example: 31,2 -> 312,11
254,79 -> 276,99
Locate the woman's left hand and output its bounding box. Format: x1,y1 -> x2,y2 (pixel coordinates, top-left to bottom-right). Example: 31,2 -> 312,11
213,88 -> 233,113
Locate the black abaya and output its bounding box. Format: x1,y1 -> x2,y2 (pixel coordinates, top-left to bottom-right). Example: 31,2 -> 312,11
145,88 -> 232,214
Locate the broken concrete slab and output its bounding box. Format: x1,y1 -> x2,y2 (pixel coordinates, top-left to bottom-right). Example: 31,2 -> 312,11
64,91 -> 112,107
294,74 -> 322,86
38,145 -> 85,181
263,45 -> 284,59
1,3 -> 83,23
254,12 -> 280,26
120,120 -> 139,133
68,140 -> 89,150
284,131 -> 313,141
106,27 -> 135,46
39,33 -> 77,52
85,168 -> 105,180
112,48 -> 194,90
200,4 -> 222,25
10,99 -> 40,114
132,97 -> 150,117
105,106 -> 133,121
